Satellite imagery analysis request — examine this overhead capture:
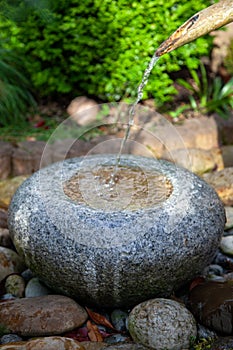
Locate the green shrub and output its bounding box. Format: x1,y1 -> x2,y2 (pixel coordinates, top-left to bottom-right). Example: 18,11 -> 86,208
0,0 -> 217,106
224,39 -> 233,75
170,62 -> 233,119
0,46 -> 36,126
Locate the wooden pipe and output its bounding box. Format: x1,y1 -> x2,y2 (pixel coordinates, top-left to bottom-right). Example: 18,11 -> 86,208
156,0 -> 233,57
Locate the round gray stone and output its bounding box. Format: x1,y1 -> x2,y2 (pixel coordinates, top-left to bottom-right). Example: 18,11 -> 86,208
8,155 -> 225,308
220,236 -> 233,256
25,277 -> 51,297
128,298 -> 197,350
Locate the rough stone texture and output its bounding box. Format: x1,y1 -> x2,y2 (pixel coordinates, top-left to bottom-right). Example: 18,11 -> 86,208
102,344 -> 149,350
221,145 -> 233,168
203,167 -> 233,206
0,336 -> 85,349
209,336 -> 233,350
134,114 -> 219,158
0,295 -> 88,336
189,281 -> 233,335
82,342 -> 110,350
0,228 -> 13,248
0,209 -> 8,229
0,141 -> 13,179
12,141 -> 46,176
8,155 -> 225,308
67,96 -> 100,126
174,116 -> 219,150
128,298 -> 197,350
0,247 -> 26,281
225,206 -> 233,230
5,274 -> 25,297
214,113 -> 233,145
0,176 -> 28,207
211,23 -> 233,73
161,147 -> 224,175
220,236 -> 233,256
25,277 -> 51,297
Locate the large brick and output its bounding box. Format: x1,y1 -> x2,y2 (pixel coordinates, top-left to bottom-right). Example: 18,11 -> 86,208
0,141 -> 13,179
12,141 -> 46,176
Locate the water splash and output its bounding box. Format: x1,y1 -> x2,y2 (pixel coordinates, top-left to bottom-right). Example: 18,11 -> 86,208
109,53 -> 160,184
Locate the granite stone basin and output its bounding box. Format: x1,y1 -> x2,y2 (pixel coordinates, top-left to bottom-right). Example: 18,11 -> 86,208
8,155 -> 226,307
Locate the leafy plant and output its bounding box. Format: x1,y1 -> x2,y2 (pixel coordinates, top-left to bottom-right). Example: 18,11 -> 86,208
172,62 -> 233,118
0,46 -> 37,127
224,38 -> 233,75
0,0 -> 216,106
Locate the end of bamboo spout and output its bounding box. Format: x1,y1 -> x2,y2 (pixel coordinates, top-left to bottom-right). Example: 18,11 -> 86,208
155,0 -> 233,57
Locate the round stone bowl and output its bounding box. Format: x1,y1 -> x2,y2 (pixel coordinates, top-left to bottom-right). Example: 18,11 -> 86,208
8,154 -> 225,308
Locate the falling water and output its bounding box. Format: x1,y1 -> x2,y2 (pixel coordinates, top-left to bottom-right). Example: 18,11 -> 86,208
109,53 -> 160,184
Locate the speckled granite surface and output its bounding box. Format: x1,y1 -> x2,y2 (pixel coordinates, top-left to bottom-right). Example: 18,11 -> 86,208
8,155 -> 225,307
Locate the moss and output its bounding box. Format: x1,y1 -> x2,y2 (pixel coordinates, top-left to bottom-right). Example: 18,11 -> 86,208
0,324 -> 10,337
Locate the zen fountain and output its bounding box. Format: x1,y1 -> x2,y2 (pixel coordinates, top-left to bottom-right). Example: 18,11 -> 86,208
8,1 -> 231,308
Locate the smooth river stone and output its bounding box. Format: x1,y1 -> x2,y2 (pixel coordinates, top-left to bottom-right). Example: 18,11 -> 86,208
0,247 -> 26,281
128,298 -> 197,350
8,155 -> 225,307
0,336 -> 85,349
0,295 -> 88,336
189,281 -> 233,335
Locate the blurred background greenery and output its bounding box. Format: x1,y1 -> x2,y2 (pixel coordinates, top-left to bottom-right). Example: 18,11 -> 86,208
0,0 -> 232,137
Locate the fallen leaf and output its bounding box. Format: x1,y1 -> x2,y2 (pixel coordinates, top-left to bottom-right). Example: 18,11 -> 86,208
87,320 -> 103,342
189,276 -> 205,291
86,307 -> 116,330
64,326 -> 89,342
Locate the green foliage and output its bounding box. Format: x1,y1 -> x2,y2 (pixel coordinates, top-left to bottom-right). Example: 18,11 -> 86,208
172,62 -> 233,118
0,46 -> 37,126
224,39 -> 233,75
0,0 -> 216,105
192,337 -> 214,350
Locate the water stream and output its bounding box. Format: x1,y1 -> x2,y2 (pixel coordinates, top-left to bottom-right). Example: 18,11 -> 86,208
109,53 -> 160,184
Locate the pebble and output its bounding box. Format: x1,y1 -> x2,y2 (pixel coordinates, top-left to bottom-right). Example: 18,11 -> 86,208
220,235 -> 233,256
0,333 -> 22,344
225,206 -> 233,230
0,295 -> 88,336
110,309 -> 128,332
0,176 -> 28,207
0,336 -> 85,349
0,209 -> 8,229
209,336 -> 233,350
102,344 -> 149,350
25,277 -> 51,297
128,298 -> 197,350
0,228 -> 13,248
5,274 -> 25,297
197,324 -> 217,340
203,167 -> 233,206
212,249 -> 233,270
82,342 -> 110,350
203,264 -> 224,277
104,334 -> 130,344
189,281 -> 233,334
0,247 -> 26,281
21,268 -> 35,282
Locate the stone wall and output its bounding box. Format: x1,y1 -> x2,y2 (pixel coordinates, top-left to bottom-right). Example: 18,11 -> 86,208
0,114 -> 233,179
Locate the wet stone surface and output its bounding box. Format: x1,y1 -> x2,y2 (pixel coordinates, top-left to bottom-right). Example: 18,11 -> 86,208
8,155 -> 225,308
189,280 -> 233,335
0,295 -> 88,336
0,155 -> 233,349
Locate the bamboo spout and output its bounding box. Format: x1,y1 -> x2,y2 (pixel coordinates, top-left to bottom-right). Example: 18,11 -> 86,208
156,0 -> 233,57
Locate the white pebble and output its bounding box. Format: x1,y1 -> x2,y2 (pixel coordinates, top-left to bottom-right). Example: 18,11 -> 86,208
220,236 -> 233,256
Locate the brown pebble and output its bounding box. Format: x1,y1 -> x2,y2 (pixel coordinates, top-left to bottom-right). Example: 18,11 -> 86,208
0,295 -> 88,336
